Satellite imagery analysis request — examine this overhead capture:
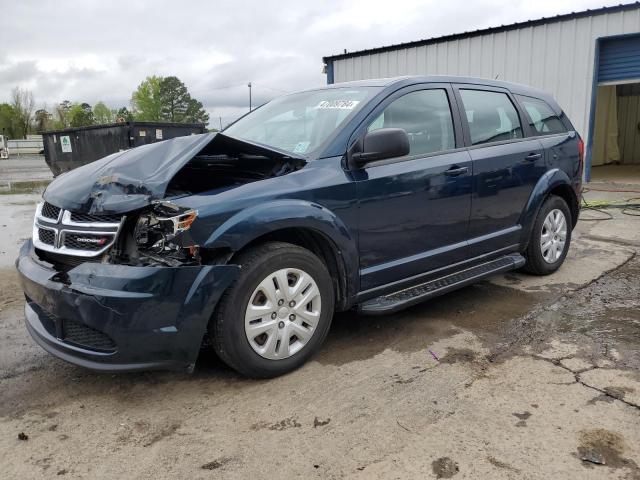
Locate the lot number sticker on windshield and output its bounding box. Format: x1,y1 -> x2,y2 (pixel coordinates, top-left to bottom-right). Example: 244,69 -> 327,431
316,100 -> 360,110
293,141 -> 310,154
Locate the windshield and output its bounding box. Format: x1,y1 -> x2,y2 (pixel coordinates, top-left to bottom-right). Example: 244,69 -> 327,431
224,87 -> 380,156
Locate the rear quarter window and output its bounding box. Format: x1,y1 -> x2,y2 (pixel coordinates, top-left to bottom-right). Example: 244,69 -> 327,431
516,95 -> 567,135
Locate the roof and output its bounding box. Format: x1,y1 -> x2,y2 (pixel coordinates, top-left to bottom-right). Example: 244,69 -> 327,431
323,2 -> 640,62
396,75 -> 551,98
313,77 -> 412,88
307,75 -> 560,111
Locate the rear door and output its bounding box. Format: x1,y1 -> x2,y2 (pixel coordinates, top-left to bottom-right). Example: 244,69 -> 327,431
354,84 -> 472,291
515,94 -> 581,182
453,86 -> 546,257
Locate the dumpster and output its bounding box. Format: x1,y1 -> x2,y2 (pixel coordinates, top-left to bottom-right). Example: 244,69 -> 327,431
42,122 -> 207,175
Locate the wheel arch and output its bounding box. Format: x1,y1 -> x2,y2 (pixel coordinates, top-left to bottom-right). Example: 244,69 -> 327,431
519,169 -> 579,248
203,200 -> 359,310
547,183 -> 579,228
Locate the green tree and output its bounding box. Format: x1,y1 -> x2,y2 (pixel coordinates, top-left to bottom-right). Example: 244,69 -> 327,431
131,76 -> 163,121
11,87 -> 35,138
54,100 -> 72,129
185,97 -> 209,125
116,106 -> 134,122
34,108 -> 53,132
158,76 -> 209,124
159,76 -> 190,122
131,75 -> 209,125
0,103 -> 19,138
69,103 -> 95,127
93,101 -> 114,124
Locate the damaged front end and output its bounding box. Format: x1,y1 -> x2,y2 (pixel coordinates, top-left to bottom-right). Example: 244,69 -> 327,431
34,132 -> 306,270
31,200 -> 206,271
17,132 -> 306,371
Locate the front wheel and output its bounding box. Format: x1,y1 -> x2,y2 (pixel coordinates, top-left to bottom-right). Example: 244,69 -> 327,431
522,195 -> 572,275
210,242 -> 335,378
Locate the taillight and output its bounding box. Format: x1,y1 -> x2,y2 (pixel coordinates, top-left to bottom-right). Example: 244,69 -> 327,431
578,136 -> 584,174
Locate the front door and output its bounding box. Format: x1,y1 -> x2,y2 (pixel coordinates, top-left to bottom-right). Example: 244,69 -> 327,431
355,86 -> 472,291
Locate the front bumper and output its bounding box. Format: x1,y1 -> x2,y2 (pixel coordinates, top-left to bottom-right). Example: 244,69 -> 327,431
16,240 -> 239,372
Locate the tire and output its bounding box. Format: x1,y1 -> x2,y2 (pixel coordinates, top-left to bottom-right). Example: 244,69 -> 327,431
522,195 -> 572,275
210,242 -> 335,378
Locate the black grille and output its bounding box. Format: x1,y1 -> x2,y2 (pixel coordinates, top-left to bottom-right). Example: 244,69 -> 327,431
70,212 -> 122,223
41,202 -> 61,220
63,232 -> 114,251
35,248 -> 102,271
27,299 -> 58,337
38,228 -> 55,245
63,320 -> 116,352
28,298 -> 116,352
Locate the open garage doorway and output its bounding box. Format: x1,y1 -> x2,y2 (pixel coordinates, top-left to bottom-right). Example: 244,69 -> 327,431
589,33 -> 640,184
591,82 -> 640,184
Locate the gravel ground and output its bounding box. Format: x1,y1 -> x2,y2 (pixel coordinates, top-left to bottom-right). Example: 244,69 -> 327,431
0,176 -> 639,479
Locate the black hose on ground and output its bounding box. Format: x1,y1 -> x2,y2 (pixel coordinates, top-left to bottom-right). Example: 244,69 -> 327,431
579,192 -> 640,221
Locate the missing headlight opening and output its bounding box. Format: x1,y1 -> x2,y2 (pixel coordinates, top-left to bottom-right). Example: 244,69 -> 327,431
129,202 -> 200,267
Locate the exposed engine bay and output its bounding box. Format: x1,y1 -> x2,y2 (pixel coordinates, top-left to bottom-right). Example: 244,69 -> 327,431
166,131 -> 306,195
166,153 -> 304,196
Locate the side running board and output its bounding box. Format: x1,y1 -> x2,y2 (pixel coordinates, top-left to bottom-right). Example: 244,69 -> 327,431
358,253 -> 525,316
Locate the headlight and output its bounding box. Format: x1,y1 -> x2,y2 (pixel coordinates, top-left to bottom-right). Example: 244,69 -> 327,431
134,202 -> 198,255
157,210 -> 198,233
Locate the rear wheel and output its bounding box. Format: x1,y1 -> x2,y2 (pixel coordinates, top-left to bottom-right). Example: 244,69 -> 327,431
210,242 -> 334,378
522,195 -> 572,275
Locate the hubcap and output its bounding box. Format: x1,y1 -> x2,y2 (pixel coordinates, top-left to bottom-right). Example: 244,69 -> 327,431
540,209 -> 567,264
244,268 -> 322,360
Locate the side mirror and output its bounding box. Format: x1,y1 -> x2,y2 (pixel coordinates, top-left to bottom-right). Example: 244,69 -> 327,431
350,128 -> 410,168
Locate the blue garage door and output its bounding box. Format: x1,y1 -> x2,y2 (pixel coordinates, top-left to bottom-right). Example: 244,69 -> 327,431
598,35 -> 640,84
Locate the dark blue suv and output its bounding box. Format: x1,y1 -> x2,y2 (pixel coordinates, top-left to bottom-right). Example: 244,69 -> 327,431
16,76 -> 582,377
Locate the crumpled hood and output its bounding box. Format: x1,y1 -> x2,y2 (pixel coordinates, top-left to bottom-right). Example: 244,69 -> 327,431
43,132 -> 216,214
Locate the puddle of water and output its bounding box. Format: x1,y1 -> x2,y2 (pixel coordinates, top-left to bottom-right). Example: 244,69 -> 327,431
317,282 -> 539,366
532,257 -> 640,369
439,348 -> 478,364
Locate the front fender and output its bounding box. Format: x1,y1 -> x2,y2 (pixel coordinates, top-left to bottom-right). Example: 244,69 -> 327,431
519,168 -> 576,245
203,199 -> 359,297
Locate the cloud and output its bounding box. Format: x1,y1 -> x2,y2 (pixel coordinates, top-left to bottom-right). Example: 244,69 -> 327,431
0,61 -> 40,86
0,0 -> 625,125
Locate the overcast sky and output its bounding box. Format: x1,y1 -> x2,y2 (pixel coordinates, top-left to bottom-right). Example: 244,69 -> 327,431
0,0 -> 626,126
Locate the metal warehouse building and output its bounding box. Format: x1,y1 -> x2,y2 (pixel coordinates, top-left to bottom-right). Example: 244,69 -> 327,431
322,2 -> 640,181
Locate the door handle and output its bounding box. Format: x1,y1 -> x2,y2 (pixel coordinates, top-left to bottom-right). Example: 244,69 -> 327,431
524,153 -> 542,162
444,166 -> 469,177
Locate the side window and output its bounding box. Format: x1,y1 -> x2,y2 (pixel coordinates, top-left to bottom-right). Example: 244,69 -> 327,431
459,89 -> 523,145
516,95 -> 567,135
368,89 -> 455,156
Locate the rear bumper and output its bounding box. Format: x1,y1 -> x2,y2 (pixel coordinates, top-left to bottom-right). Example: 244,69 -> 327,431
16,240 -> 239,372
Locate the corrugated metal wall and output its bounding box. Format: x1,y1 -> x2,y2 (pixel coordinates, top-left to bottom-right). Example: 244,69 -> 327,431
331,7 -> 640,145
